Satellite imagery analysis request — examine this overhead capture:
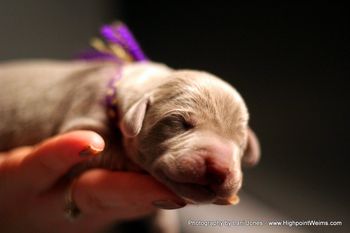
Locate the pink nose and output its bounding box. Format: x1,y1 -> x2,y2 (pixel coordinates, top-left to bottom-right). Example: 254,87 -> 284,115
205,158 -> 230,185
172,144 -> 234,187
202,144 -> 234,186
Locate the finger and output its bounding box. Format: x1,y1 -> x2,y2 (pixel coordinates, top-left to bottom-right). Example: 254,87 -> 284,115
18,131 -> 105,193
0,147 -> 33,199
73,169 -> 186,220
0,146 -> 32,157
0,146 -> 32,163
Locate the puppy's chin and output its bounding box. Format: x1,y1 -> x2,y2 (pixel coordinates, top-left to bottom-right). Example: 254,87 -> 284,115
153,168 -> 217,203
152,164 -> 237,204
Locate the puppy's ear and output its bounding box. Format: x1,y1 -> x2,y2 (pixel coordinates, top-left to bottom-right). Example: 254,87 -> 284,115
120,95 -> 149,137
242,128 -> 261,167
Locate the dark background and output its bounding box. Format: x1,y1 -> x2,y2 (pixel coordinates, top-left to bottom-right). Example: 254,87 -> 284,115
0,0 -> 349,232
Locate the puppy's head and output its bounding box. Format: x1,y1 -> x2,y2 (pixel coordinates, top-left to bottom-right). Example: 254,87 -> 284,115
120,70 -> 260,204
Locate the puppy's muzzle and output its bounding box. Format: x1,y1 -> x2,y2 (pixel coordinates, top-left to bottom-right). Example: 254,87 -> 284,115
159,142 -> 242,201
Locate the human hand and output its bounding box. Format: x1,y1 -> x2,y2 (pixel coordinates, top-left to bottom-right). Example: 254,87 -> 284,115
0,131 -> 185,233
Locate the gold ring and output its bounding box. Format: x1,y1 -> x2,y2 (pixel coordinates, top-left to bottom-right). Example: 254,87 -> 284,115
64,179 -> 81,221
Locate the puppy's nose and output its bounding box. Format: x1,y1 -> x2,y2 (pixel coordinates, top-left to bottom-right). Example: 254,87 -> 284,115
200,144 -> 242,197
179,142 -> 232,185
205,159 -> 229,185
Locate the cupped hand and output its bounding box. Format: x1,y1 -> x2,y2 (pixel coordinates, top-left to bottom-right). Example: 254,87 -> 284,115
0,131 -> 185,233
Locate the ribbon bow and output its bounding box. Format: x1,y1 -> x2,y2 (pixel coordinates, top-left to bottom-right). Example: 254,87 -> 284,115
79,22 -> 147,63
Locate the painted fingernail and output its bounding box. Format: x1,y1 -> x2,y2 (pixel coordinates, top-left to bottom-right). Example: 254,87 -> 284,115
79,145 -> 102,157
152,200 -> 186,210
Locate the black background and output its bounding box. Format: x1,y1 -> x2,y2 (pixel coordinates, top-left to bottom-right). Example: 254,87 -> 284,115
1,0 -> 349,230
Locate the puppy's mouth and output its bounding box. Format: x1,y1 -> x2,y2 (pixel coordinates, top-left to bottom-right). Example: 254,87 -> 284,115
154,169 -> 220,203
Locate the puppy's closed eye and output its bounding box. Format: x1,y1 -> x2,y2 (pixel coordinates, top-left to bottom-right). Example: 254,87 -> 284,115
151,114 -> 194,140
142,114 -> 194,151
163,114 -> 194,132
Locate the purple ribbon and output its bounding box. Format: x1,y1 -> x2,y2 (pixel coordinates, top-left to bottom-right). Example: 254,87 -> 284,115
78,22 -> 147,63
100,23 -> 147,61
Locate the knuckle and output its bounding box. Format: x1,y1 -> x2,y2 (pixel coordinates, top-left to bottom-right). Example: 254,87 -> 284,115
31,151 -> 74,176
35,155 -> 64,176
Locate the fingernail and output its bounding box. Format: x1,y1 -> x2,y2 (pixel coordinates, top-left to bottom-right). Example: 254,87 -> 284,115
79,145 -> 102,157
152,200 -> 186,210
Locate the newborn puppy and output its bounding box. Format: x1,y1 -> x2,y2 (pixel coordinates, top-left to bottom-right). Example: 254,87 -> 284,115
0,60 -> 260,227
119,64 -> 260,204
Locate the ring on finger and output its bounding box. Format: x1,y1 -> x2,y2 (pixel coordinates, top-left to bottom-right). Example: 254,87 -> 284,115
64,179 -> 81,221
